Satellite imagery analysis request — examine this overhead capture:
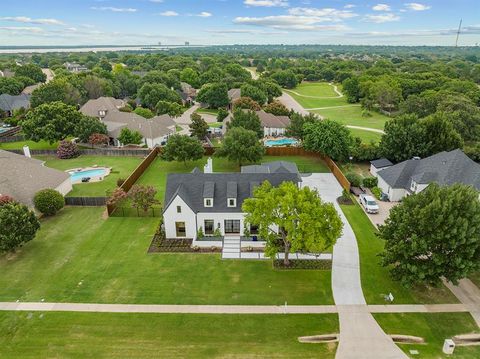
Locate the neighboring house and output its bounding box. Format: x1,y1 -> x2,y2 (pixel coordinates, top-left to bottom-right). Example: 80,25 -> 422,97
256,110 -> 290,137
0,69 -> 14,78
369,158 -> 393,176
64,62 -> 88,73
21,84 -> 40,95
227,88 -> 241,110
0,149 -> 72,207
0,94 -> 31,116
374,149 -> 480,202
177,82 -> 197,106
163,159 -> 301,242
80,97 -> 176,147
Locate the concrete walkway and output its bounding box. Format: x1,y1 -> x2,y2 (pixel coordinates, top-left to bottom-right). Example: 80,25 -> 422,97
0,302 -> 468,314
301,174 -> 407,359
444,278 -> 480,327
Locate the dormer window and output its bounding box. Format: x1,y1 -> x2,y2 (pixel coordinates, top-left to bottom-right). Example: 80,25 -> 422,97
204,198 -> 213,207
98,110 -> 106,117
410,180 -> 417,192
203,181 -> 215,207
226,181 -> 237,208
228,198 -> 236,207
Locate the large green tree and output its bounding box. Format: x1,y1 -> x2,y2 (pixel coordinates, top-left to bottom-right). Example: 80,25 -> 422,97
189,113 -> 209,140
15,63 -> 46,83
286,112 -> 318,140
240,84 -> 267,105
74,116 -> 108,143
303,120 -> 353,161
380,183 -> 480,287
161,134 -> 204,166
0,201 -> 40,253
271,70 -> 298,89
118,128 -> 143,145
22,101 -> 83,143
138,83 -> 181,109
215,127 -> 264,166
243,181 -> 343,266
155,100 -> 184,117
196,83 -> 229,108
30,79 -> 83,107
228,109 -> 263,138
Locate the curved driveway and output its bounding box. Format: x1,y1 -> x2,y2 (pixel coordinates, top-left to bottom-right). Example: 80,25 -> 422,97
301,174 -> 408,359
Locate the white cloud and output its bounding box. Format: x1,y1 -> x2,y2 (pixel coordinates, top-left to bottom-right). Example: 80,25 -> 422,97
159,11 -> 178,16
405,3 -> 431,11
0,16 -> 65,25
90,7 -> 137,12
196,12 -> 212,17
244,0 -> 289,7
234,15 -> 348,31
288,8 -> 358,21
0,26 -> 44,33
364,13 -> 400,23
344,4 -> 356,9
372,4 -> 391,11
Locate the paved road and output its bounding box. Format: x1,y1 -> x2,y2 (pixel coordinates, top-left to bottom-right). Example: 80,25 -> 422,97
302,174 -> 408,359
174,104 -> 200,125
444,278 -> 480,327
278,92 -> 310,115
0,302 -> 468,314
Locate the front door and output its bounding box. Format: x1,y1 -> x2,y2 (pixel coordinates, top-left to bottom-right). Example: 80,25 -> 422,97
224,220 -> 240,234
175,222 -> 186,237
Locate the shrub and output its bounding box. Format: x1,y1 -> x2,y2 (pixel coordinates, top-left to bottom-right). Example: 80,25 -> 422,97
371,187 -> 382,199
361,109 -> 373,117
217,108 -> 229,122
197,227 -> 204,239
0,194 -> 15,206
0,202 -> 40,252
116,178 -> 125,187
345,172 -> 362,187
362,177 -> 378,188
33,189 -> 64,216
214,227 -> 222,237
57,140 -> 79,159
119,106 -> 132,112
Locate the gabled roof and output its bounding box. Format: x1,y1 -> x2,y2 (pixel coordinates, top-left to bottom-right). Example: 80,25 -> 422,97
79,97 -> 125,117
0,150 -> 70,207
241,161 -> 299,174
165,169 -> 301,213
21,84 -> 40,95
0,94 -> 30,112
228,88 -> 241,102
255,111 -> 290,129
377,149 -> 480,191
103,112 -> 176,140
370,158 -> 393,169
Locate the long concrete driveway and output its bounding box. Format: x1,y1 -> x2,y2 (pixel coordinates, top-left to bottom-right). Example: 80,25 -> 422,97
301,174 -> 408,359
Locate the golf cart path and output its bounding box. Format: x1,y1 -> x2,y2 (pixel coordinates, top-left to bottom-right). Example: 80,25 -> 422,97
301,173 -> 407,359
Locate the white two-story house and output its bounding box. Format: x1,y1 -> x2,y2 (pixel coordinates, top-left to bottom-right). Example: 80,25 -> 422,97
163,159 -> 302,244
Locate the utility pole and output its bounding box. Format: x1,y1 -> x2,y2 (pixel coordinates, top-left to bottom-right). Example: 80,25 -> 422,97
455,19 -> 462,47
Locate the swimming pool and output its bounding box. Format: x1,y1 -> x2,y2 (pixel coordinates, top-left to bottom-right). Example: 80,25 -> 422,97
68,168 -> 108,183
264,138 -> 299,147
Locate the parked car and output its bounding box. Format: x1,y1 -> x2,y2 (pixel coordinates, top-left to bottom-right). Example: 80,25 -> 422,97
359,194 -> 379,214
350,186 -> 365,197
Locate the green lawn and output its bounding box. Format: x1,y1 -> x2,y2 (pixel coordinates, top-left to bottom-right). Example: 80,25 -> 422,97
208,122 -> 223,128
374,313 -> 480,359
286,82 -> 339,97
37,155 -> 143,197
340,202 -> 458,304
339,162 -> 372,179
285,93 -> 347,109
0,312 -> 338,359
348,128 -> 383,144
0,139 -> 59,150
470,273 -> 480,288
312,105 -> 389,130
0,207 -> 333,305
138,155 -> 330,202
196,108 -> 219,116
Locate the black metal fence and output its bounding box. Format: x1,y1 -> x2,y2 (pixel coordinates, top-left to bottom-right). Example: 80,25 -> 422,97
65,197 -> 108,206
109,206 -> 163,217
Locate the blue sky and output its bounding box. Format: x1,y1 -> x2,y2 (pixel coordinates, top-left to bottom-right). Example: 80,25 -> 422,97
1,1 -> 479,46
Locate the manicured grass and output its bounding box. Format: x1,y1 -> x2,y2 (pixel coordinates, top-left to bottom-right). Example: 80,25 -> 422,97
339,162 -> 372,179
37,155 -> 143,197
0,139 -> 59,150
374,313 -> 480,359
0,207 -> 333,304
0,312 -> 338,359
287,82 -> 339,97
196,108 -> 219,115
138,155 -> 330,202
470,273 -> 480,288
208,122 -> 223,128
285,93 -> 347,109
348,128 -> 383,144
340,202 -> 459,304
312,105 -> 389,130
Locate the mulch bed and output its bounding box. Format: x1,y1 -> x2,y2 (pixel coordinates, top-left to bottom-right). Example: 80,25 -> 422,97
273,259 -> 332,270
337,196 -> 354,205
241,247 -> 265,253
148,235 -> 221,253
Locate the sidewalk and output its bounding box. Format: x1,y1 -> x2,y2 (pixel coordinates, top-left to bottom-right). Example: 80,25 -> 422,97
444,278 -> 480,327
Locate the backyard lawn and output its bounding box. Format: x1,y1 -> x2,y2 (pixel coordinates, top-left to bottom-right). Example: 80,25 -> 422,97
0,139 -> 59,150
196,108 -> 219,116
374,313 -> 480,359
0,207 -> 334,305
138,155 -> 330,202
37,155 -> 143,197
340,202 -> 458,304
0,312 -> 338,358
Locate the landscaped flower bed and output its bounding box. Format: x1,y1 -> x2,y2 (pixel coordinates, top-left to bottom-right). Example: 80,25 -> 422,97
273,259 -> 332,270
148,235 -> 221,253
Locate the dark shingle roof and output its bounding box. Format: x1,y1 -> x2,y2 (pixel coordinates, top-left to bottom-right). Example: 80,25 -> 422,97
165,171 -> 301,213
377,149 -> 480,191
370,158 -> 393,169
0,94 -> 30,112
241,161 -> 299,174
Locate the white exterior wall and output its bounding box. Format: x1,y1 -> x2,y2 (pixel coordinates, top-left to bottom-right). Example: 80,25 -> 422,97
163,196 -> 196,239
55,178 -> 73,197
263,127 -> 286,137
377,175 -> 406,202
196,212 -> 246,238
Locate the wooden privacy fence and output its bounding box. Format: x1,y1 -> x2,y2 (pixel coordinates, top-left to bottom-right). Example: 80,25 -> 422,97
0,126 -> 21,138
65,197 -> 108,206
0,134 -> 25,143
107,147 -> 160,216
5,148 -> 151,157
